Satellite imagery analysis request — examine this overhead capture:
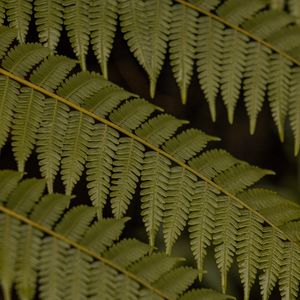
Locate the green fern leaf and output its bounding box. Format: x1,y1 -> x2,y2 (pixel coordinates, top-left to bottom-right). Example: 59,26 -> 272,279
135,114 -> 188,147
196,17 -> 224,121
280,221 -> 300,241
214,163 -> 274,194
213,196 -> 241,293
115,275 -> 139,300
243,42 -> 271,134
90,0 -> 118,79
190,0 -> 222,11
146,0 -> 171,98
35,0 -> 63,51
279,242 -> 300,300
259,227 -> 284,300
188,149 -> 240,179
0,27 -> 17,60
119,0 -> 151,74
84,85 -> 135,117
0,170 -> 21,201
268,54 -> 292,142
237,212 -> 263,300
289,0 -> 300,24
61,111 -> 94,195
86,124 -> 119,218
242,10 -> 294,39
6,0 -> 32,42
64,0 -> 90,70
289,67 -> 300,155
217,0 -> 268,25
103,239 -> 149,268
221,29 -> 248,123
189,181 -> 218,281
163,128 -> 219,162
164,167 -> 196,255
110,137 -> 144,219
109,98 -> 158,131
140,151 -> 171,248
169,4 -> 198,104
180,288 -> 235,300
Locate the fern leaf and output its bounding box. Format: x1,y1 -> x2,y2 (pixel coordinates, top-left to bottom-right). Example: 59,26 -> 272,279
140,151 -> 171,248
115,275 -> 139,300
0,170 -> 21,201
80,217 -> 129,254
221,29 -> 248,123
89,261 -> 117,300
110,138 -> 144,219
242,10 -> 294,39
146,0 -> 171,98
90,0 -> 118,79
268,54 -> 292,141
39,237 -> 68,300
6,0 -> 32,43
84,85 -> 135,117
189,181 -> 218,281
128,253 -> 183,283
237,212 -> 263,300
188,149 -> 240,179
213,196 -> 241,293
289,67 -> 300,155
196,17 -> 224,121
243,42 -> 271,134
180,288 -> 235,300
11,88 -> 45,172
279,242 -> 300,300
164,167 -> 196,255
61,111 -> 94,195
163,129 -> 219,162
153,267 -> 197,299
190,0 -> 222,11
63,0 -> 90,70
135,114 -> 187,147
289,0 -> 300,24
217,0 -> 268,25
0,27 -> 17,60
57,72 -> 111,105
36,99 -> 69,193
64,249 -> 92,300
55,205 -> 95,241
280,221 -> 300,241
109,98 -> 158,131
0,215 -> 20,300
2,44 -> 50,77
259,227 -> 284,300
86,124 -> 119,218
34,0 -> 63,52
214,163 -> 274,194
169,4 -> 198,104
103,239 -> 149,268
119,0 -> 151,74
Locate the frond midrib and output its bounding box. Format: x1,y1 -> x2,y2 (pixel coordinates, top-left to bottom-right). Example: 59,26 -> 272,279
176,0 -> 300,67
0,204 -> 173,300
0,67 -> 297,255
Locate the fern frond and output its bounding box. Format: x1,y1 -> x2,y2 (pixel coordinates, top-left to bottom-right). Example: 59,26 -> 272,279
268,54 -> 292,141
164,167 -> 196,255
86,124 -> 119,218
115,275 -> 139,300
110,137 -> 144,219
196,17 -> 224,121
162,129 -> 219,162
179,289 -> 235,300
169,4 -> 198,104
6,0 -> 32,43
0,27 -> 17,60
0,170 -> 21,201
140,151 -> 171,248
221,29 -> 248,123
190,0 -> 222,11
189,181 -> 218,281
243,42 -> 271,134
35,0 -> 63,52
90,0 -> 118,79
217,0 -> 268,25
63,0 -> 90,70
109,98 -> 158,131
280,221 -> 300,241
61,111 -> 94,195
135,114 -> 188,147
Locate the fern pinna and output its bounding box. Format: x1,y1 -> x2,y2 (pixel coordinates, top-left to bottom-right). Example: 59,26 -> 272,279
0,24 -> 299,300
1,0 -> 300,152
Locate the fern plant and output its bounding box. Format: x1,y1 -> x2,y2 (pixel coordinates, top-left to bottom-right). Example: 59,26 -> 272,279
0,19 -> 299,300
